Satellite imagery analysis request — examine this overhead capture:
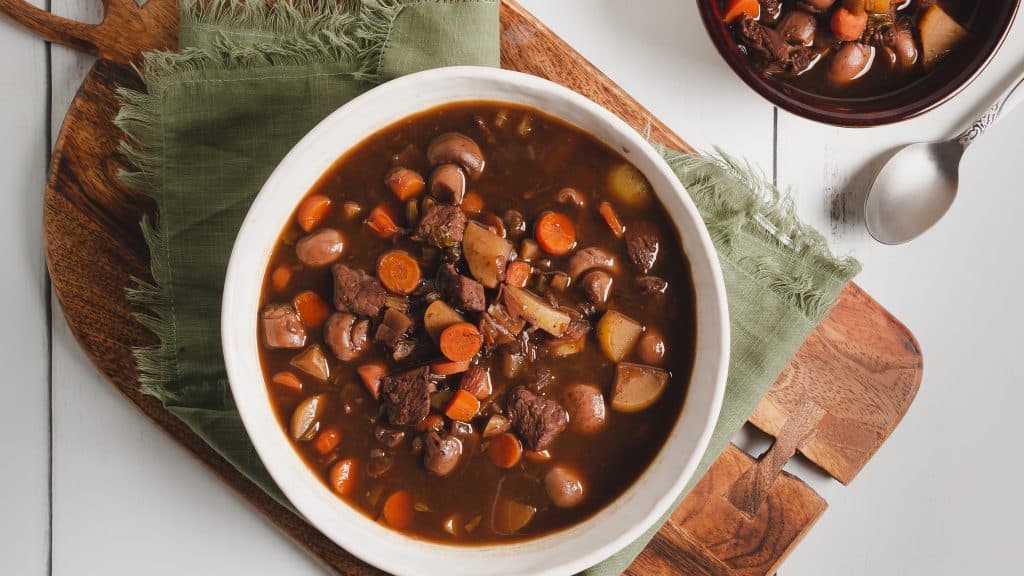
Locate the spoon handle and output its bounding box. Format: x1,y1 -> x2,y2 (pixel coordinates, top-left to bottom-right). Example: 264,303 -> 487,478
956,68 -> 1024,148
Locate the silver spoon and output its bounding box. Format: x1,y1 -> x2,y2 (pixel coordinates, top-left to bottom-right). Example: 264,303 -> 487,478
864,68 -> 1024,245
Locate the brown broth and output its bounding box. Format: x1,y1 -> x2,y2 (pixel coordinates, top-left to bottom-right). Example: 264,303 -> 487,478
258,102 -> 696,543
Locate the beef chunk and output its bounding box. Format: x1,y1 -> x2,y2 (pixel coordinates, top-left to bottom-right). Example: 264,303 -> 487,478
261,304 -> 307,349
375,307 -> 415,348
417,204 -> 467,248
506,387 -> 567,451
459,366 -> 492,399
441,263 -> 486,312
332,264 -> 387,318
380,366 -> 433,426
625,220 -> 661,274
759,0 -> 782,21
736,16 -> 815,75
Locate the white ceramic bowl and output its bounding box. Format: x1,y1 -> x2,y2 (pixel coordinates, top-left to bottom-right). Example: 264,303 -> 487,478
222,66 -> 729,576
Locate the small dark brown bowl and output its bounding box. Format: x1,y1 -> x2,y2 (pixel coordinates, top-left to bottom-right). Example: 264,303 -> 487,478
697,0 -> 1020,126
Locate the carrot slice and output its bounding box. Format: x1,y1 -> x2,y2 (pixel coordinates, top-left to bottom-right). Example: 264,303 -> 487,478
430,359 -> 471,375
357,362 -> 388,400
598,201 -> 625,238
366,203 -> 399,238
385,167 -> 426,201
415,413 -> 445,433
292,290 -> 330,329
271,371 -> 303,393
505,260 -> 532,288
377,250 -> 422,295
445,389 -> 481,422
270,265 -> 292,293
524,449 -> 552,463
383,490 -> 415,529
461,191 -> 484,215
488,432 -> 523,468
330,458 -> 359,496
296,194 -> 332,233
313,427 -> 342,455
830,6 -> 868,41
534,211 -> 576,255
723,0 -> 759,23
439,322 -> 483,362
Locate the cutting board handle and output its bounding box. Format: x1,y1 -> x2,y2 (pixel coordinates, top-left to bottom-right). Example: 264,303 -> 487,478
0,0 -> 176,64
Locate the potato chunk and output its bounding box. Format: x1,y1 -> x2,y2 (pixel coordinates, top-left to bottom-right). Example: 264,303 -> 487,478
919,5 -> 968,69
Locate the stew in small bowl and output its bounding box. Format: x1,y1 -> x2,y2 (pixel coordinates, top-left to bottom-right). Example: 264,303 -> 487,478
699,0 -> 1019,125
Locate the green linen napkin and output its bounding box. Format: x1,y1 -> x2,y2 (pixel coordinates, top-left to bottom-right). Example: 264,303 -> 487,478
117,0 -> 859,573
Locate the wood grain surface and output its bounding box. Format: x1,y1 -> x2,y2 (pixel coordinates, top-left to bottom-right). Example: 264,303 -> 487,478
0,0 -> 922,574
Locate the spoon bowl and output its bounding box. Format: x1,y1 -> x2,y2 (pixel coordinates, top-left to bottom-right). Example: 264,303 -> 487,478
864,141 -> 962,245
863,68 -> 1024,244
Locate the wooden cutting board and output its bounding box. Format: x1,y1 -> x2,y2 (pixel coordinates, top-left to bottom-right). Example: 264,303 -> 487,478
1,0 -> 923,574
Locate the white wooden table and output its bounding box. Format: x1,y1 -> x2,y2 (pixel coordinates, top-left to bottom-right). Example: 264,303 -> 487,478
3,1 -> 1023,574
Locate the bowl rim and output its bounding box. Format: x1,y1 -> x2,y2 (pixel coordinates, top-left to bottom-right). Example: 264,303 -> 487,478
696,0 -> 1021,127
222,66 -> 729,576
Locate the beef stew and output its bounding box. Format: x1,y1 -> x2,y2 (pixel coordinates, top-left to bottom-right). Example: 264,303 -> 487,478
258,102 -> 696,543
721,0 -> 980,98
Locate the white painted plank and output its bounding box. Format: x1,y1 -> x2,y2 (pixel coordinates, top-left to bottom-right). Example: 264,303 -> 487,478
50,305 -> 323,575
777,16 -> 1024,576
0,4 -> 52,575
45,2 -> 317,574
519,0 -> 775,168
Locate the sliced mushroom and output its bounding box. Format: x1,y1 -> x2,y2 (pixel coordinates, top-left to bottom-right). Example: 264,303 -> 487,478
429,163 -> 467,205
580,269 -> 613,308
545,464 -> 586,508
562,383 -> 607,435
324,312 -> 370,362
367,448 -> 394,478
296,228 -> 345,267
423,430 -> 463,477
290,393 -> 328,441
261,303 -> 307,349
777,10 -> 817,46
503,210 -> 527,239
427,133 -> 485,180
556,187 -> 585,208
567,246 -> 618,281
375,425 -> 406,449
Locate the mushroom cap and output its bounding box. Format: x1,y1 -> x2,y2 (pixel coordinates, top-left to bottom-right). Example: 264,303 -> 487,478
427,132 -> 485,180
